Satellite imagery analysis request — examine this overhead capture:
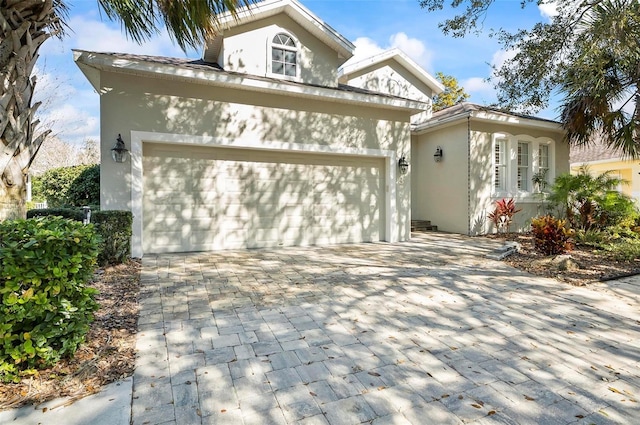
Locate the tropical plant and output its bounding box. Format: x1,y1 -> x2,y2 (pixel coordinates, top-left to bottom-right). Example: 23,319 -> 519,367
432,72 -> 470,112
531,215 -> 574,255
0,0 -> 253,221
548,167 -> 637,231
487,198 -> 521,233
419,0 -> 640,155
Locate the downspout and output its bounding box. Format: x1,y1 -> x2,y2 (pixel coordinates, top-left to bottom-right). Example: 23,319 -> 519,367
467,116 -> 471,236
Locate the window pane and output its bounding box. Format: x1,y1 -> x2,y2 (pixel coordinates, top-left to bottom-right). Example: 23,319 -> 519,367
494,140 -> 506,191
517,142 -> 530,191
273,33 -> 295,47
539,145 -> 549,168
518,142 -> 529,166
272,61 -> 284,74
272,48 -> 284,61
284,63 -> 296,76
284,51 -> 296,64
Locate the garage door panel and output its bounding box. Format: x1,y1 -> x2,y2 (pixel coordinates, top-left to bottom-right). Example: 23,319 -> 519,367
143,144 -> 385,253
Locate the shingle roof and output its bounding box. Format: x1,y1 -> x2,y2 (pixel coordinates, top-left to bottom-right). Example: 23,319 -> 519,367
430,102 -> 560,125
76,50 -> 424,104
569,138 -> 624,164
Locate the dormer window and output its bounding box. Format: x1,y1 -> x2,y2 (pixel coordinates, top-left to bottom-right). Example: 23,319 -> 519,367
271,33 -> 297,77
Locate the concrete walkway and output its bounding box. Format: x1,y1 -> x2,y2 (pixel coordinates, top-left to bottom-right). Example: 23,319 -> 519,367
132,233 -> 639,424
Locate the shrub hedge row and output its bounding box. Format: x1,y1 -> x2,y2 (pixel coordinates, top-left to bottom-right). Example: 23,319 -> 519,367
0,217 -> 100,381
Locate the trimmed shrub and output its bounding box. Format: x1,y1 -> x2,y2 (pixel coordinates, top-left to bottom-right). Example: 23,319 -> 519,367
40,165 -> 99,208
26,208 -> 85,222
531,215 -> 575,255
0,217 -> 100,382
92,210 -> 133,265
65,165 -> 100,207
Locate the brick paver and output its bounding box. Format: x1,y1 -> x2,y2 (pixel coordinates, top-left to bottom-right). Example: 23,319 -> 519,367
133,233 -> 640,424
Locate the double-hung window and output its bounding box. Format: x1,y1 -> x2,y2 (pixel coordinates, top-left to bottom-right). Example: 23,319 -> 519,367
538,144 -> 550,185
493,134 -> 554,196
517,141 -> 530,192
494,139 -> 507,191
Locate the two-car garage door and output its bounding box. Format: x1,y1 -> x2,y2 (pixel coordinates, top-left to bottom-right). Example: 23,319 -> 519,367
142,143 -> 385,253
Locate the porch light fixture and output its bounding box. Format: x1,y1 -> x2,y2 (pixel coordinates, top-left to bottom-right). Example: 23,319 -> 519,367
398,155 -> 409,175
111,134 -> 129,163
434,146 -> 443,162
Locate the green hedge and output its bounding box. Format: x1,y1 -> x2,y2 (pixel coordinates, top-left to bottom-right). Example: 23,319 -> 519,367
39,165 -> 99,208
92,210 -> 132,265
0,217 -> 100,382
27,208 -> 84,222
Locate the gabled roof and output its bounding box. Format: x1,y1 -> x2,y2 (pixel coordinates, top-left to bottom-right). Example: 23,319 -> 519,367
413,102 -> 563,134
205,0 -> 354,62
73,50 -> 428,113
338,48 -> 445,95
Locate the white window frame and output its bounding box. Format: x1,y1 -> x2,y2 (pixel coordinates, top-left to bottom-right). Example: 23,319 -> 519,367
537,142 -> 551,190
494,138 -> 507,192
266,30 -> 301,82
492,133 -> 555,200
517,140 -> 530,193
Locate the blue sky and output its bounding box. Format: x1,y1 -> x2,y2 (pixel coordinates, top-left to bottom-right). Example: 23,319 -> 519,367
34,0 -> 557,145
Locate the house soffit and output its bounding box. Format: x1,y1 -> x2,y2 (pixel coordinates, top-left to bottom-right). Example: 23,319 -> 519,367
73,50 -> 428,113
412,104 -> 563,136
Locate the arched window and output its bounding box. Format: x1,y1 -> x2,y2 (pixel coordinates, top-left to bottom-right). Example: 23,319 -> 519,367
271,33 -> 297,77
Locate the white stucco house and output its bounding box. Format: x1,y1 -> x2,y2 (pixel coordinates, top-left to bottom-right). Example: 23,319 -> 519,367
74,0 -> 569,257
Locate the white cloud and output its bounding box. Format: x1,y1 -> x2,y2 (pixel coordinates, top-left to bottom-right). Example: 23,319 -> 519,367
491,49 -> 517,70
388,33 -> 432,69
351,37 -> 385,60
462,77 -> 493,95
350,32 -> 433,70
538,1 -> 560,19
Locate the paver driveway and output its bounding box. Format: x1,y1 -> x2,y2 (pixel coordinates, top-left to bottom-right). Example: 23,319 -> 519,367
134,233 -> 640,425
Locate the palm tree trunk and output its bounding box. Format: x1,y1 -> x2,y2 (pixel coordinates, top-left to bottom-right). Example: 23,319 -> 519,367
1,0 -> 56,220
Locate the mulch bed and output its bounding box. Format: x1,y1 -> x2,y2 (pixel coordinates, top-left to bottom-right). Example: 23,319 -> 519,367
0,260 -> 141,411
486,233 -> 640,286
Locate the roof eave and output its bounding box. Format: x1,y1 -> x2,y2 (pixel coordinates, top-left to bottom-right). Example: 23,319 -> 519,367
339,49 -> 445,95
216,0 -> 354,60
73,50 -> 426,113
412,109 -> 564,135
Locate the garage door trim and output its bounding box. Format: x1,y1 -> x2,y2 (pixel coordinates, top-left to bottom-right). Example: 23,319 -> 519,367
130,130 -> 400,257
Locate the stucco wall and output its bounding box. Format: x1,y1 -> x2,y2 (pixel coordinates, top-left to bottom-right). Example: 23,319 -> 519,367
99,70 -> 412,245
571,160 -> 640,202
343,60 -> 433,124
411,122 -> 470,234
469,121 -> 569,234
220,14 -> 341,87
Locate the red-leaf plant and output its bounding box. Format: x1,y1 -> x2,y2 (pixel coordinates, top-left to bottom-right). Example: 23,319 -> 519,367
488,198 -> 522,233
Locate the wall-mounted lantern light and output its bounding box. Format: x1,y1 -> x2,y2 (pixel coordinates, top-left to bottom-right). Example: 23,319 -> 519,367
434,146 -> 443,162
111,134 -> 129,163
398,155 -> 409,175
